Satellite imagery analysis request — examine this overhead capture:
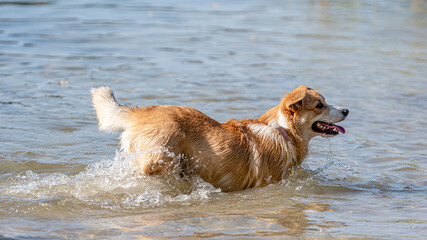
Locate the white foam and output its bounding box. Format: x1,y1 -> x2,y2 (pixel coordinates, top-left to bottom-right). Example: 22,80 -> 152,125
0,150 -> 220,210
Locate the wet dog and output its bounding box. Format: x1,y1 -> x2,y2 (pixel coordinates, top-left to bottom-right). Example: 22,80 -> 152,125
92,85 -> 348,191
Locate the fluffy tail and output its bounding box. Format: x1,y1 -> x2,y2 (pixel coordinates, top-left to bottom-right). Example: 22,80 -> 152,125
91,86 -> 132,133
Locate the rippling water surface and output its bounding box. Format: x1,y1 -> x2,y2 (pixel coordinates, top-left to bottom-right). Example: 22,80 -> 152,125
0,0 -> 426,239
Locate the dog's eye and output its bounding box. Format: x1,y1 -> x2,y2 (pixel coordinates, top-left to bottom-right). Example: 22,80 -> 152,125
316,102 -> 324,109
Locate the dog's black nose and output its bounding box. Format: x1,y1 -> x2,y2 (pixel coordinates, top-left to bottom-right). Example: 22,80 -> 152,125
342,109 -> 349,117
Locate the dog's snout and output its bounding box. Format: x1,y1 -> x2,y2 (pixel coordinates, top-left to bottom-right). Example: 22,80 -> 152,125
341,109 -> 349,117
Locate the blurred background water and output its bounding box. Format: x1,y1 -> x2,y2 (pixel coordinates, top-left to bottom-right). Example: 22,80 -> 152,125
0,0 -> 426,239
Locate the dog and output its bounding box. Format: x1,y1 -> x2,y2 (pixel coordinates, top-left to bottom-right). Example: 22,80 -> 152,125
91,85 -> 348,192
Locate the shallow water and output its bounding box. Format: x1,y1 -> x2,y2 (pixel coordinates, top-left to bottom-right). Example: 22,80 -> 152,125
1,0 -> 426,239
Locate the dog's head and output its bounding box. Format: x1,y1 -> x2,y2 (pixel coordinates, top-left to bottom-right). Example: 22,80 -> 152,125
280,85 -> 349,141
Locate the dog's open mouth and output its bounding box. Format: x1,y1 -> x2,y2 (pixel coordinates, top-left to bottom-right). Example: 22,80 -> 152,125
312,121 -> 345,135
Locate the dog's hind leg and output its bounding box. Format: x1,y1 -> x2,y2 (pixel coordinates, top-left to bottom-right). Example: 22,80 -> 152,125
131,146 -> 183,175
121,129 -> 185,175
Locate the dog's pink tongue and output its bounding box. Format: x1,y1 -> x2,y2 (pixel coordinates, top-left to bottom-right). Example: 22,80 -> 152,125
333,125 -> 345,134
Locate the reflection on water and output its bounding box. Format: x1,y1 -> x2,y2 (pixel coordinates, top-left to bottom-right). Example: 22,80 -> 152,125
0,0 -> 426,239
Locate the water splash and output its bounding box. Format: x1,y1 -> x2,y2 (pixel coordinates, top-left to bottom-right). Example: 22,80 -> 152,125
279,139 -> 359,193
0,150 -> 220,211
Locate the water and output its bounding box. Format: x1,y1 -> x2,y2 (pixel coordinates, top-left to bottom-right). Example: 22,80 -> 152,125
0,0 -> 426,239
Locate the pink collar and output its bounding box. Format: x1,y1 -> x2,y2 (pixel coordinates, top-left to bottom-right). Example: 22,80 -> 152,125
278,127 -> 290,142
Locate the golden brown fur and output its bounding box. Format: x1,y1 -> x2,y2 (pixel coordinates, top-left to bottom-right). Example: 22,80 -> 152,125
91,85 -> 348,191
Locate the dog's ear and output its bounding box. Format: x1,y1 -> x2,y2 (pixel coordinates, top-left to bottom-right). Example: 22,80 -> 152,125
283,85 -> 308,112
